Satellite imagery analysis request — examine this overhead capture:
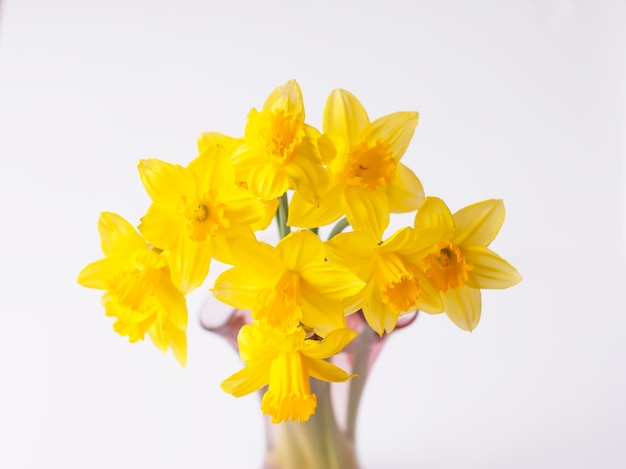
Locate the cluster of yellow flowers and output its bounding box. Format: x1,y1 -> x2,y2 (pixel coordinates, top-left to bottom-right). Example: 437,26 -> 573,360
78,80 -> 521,424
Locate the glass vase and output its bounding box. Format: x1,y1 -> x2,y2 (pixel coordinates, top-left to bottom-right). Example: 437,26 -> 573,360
200,295 -> 417,469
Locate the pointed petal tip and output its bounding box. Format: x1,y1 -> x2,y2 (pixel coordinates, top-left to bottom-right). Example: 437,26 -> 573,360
76,267 -> 96,288
137,158 -> 151,173
263,79 -> 304,117
175,354 -> 187,367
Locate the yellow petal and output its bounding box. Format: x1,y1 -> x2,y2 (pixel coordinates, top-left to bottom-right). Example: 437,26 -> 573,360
262,79 -> 305,121
247,160 -> 290,200
236,323 -> 270,365
388,227 -> 452,266
227,236 -> 282,275
138,159 -> 193,206
188,144 -> 237,192
77,258 -> 119,289
221,363 -> 269,397
341,282 -> 372,316
344,186 -> 389,241
442,287 -> 482,331
287,183 -> 344,229
463,246 -> 522,289
387,163 -> 425,213
276,230 -> 324,271
144,316 -> 166,350
383,309 -> 402,334
379,226 -> 417,253
303,123 -> 321,140
230,144 -> 261,183
169,234 -> 213,294
414,269 -> 444,314
301,294 -> 346,336
361,111 -> 418,161
283,138 -> 328,206
166,325 -> 187,367
212,266 -> 263,310
318,133 -> 342,166
361,288 -> 388,336
414,196 -> 455,231
325,231 -> 377,275
98,212 -> 145,256
453,199 -> 505,247
219,185 -> 266,226
323,89 -> 369,147
148,321 -> 187,367
154,274 -> 188,329
251,197 -> 279,231
138,204 -> 185,250
303,328 -> 358,359
300,263 -> 365,301
305,357 -> 355,383
210,225 -> 256,265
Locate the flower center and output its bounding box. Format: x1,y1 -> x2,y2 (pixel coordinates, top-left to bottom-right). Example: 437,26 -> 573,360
423,241 -> 473,291
376,253 -> 420,313
193,204 -> 208,221
385,275 -> 420,313
265,110 -> 304,164
346,139 -> 397,190
185,191 -> 230,241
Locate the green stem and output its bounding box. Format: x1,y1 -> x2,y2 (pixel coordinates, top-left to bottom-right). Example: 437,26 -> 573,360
327,217 -> 350,240
275,193 -> 291,239
346,327 -> 376,441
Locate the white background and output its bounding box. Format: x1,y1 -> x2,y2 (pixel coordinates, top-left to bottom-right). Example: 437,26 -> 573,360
1,1 -> 625,468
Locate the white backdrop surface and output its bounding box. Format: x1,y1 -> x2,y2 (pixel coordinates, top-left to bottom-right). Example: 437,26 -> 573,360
1,1 -> 625,468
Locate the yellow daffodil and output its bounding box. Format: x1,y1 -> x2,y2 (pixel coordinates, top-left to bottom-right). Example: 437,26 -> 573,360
413,197 -> 522,331
288,88 -> 424,239
230,80 -> 328,204
326,225 -> 450,335
212,230 -> 365,335
77,212 -> 187,365
138,144 -> 266,294
221,323 -> 357,423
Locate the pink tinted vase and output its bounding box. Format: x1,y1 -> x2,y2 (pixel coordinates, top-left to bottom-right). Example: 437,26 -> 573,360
200,296 -> 417,469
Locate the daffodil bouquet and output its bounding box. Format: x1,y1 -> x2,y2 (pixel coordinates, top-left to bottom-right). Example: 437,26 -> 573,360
78,80 -> 521,468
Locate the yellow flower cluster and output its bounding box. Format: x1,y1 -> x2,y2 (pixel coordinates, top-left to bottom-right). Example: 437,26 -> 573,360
78,80 -> 521,423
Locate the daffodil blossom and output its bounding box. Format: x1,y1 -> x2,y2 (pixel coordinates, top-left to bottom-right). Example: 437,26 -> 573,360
77,212 -> 187,365
413,197 -> 522,331
221,323 -> 357,423
212,230 -> 365,335
138,144 -> 266,294
326,225 -> 450,335
231,80 -> 328,204
288,89 -> 424,239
